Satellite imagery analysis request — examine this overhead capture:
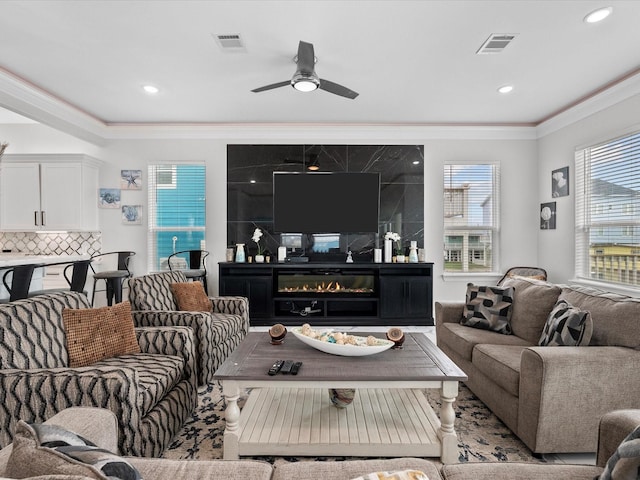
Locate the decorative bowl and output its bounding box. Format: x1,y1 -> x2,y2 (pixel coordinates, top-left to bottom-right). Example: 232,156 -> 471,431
290,327 -> 394,357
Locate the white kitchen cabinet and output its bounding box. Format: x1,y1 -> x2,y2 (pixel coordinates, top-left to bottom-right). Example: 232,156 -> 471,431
0,154 -> 100,231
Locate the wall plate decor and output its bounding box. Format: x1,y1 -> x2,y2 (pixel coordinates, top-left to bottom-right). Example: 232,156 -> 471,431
98,188 -> 121,208
121,169 -> 142,190
552,166 -> 569,198
540,202 -> 556,230
122,205 -> 142,225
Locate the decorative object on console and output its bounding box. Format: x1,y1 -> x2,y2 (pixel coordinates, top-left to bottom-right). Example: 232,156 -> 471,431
461,284 -> 514,334
252,228 -> 264,262
374,248 -> 382,263
538,299 -> 593,346
235,243 -> 246,263
384,231 -> 400,263
386,327 -> 405,348
225,248 -> 234,262
409,241 -> 419,263
269,323 -> 287,344
346,251 -> 354,263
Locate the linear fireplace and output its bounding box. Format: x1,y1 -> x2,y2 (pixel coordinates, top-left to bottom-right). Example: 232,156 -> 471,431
276,268 -> 375,296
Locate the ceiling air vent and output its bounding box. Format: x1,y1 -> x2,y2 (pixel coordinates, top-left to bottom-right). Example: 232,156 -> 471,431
213,33 -> 246,51
476,34 -> 517,54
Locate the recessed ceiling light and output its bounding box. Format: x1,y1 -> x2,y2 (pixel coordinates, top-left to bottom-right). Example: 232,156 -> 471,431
497,85 -> 514,94
412,160 -> 420,165
143,85 -> 159,94
250,179 -> 256,184
584,7 -> 612,23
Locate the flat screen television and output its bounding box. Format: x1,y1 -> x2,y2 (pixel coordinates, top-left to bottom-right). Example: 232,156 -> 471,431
273,172 -> 380,233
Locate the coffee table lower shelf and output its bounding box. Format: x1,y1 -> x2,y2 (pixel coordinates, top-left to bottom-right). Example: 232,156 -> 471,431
230,387 -> 443,458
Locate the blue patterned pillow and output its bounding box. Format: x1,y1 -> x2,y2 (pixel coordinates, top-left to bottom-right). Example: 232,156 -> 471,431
462,284 -> 514,335
6,420 -> 141,480
538,300 -> 593,346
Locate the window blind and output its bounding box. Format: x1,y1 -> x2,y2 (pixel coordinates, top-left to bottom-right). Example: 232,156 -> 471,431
575,131 -> 640,286
443,164 -> 500,273
148,163 -> 206,271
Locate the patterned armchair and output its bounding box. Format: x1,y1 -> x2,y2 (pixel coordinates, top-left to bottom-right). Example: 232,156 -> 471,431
128,271 -> 249,385
0,292 -> 197,457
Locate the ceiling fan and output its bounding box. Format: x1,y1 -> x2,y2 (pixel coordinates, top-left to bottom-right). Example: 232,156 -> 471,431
251,41 -> 359,100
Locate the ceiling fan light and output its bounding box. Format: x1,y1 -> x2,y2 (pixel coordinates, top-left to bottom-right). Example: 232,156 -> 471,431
584,7 -> 612,23
291,72 -> 319,92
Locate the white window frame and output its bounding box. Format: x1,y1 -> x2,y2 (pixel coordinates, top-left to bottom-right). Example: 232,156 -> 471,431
443,163 -> 501,275
575,129 -> 640,290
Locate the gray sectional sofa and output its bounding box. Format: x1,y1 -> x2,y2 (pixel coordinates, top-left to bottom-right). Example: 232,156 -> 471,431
1,406 -> 638,479
436,275 -> 640,454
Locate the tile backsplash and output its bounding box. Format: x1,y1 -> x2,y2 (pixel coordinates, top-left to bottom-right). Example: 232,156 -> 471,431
0,231 -> 102,255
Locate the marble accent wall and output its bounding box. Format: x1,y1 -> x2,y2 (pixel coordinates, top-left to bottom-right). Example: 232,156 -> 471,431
0,231 -> 102,255
227,145 -> 424,261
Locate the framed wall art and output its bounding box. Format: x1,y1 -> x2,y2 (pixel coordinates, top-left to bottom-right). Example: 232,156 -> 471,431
122,205 -> 142,225
98,188 -> 121,208
121,169 -> 142,190
540,202 -> 556,230
552,166 -> 569,198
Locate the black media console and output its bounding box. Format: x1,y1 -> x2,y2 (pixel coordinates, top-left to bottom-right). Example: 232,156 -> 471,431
218,262 -> 434,327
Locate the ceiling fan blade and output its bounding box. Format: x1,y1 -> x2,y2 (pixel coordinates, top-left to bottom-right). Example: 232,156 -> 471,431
251,80 -> 290,93
319,79 -> 359,99
297,41 -> 316,73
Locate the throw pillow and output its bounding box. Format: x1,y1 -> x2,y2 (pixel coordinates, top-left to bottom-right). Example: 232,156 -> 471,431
538,299 -> 593,346
350,470 -> 429,480
461,284 -> 514,335
5,420 -> 141,480
63,301 -> 141,368
597,424 -> 640,480
170,281 -> 212,312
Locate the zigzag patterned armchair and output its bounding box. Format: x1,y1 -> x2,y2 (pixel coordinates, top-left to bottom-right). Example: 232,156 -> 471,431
0,291 -> 197,457
128,271 -> 250,385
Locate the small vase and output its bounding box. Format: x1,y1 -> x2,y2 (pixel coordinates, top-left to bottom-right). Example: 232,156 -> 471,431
255,254 -> 265,263
235,243 -> 246,263
409,241 -> 419,263
396,254 -> 406,263
328,388 -> 356,408
384,239 -> 393,263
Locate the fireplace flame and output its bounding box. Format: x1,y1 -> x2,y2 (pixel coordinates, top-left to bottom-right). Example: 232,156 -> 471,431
280,281 -> 372,294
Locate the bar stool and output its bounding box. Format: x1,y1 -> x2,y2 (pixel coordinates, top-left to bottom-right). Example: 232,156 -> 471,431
90,251 -> 135,306
2,264 -> 39,301
28,259 -> 93,297
167,249 -> 209,294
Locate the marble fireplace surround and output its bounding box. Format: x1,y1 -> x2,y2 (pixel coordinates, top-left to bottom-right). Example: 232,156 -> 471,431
227,144 -> 424,261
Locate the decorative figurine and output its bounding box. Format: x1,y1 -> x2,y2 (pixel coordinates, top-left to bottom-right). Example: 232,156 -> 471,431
346,251 -> 354,263
269,323 -> 287,345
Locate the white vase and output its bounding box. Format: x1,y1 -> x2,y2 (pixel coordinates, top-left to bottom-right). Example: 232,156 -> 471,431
384,240 -> 393,263
235,243 -> 246,263
409,241 -> 419,263
396,254 -> 406,263
255,254 -> 265,263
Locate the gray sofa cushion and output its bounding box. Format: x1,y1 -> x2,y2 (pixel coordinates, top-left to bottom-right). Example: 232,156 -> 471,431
128,458 -> 273,480
501,276 -> 561,344
438,322 -> 531,362
472,344 -> 527,397
441,463 -> 602,480
559,285 -> 640,348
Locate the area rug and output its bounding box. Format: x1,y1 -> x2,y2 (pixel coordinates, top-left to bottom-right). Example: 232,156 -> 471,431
162,382 -> 550,464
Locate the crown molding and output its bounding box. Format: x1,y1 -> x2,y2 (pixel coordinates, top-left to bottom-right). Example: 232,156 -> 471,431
535,70 -> 640,139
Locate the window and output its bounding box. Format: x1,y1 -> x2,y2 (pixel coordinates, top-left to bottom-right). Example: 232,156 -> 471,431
443,164 -> 500,273
575,130 -> 640,287
148,164 -> 206,271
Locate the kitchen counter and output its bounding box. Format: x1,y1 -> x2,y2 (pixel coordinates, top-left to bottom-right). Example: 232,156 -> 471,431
0,253 -> 90,268
0,254 -> 91,300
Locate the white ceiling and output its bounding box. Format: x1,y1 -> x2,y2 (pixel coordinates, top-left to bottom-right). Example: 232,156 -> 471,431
1,0 -> 640,127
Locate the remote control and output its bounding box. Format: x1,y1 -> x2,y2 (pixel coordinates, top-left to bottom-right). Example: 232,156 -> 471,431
290,361 -> 302,375
280,360 -> 294,374
268,360 -> 284,376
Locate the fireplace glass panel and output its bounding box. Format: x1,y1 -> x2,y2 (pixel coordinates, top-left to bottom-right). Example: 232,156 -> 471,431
277,272 -> 375,295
